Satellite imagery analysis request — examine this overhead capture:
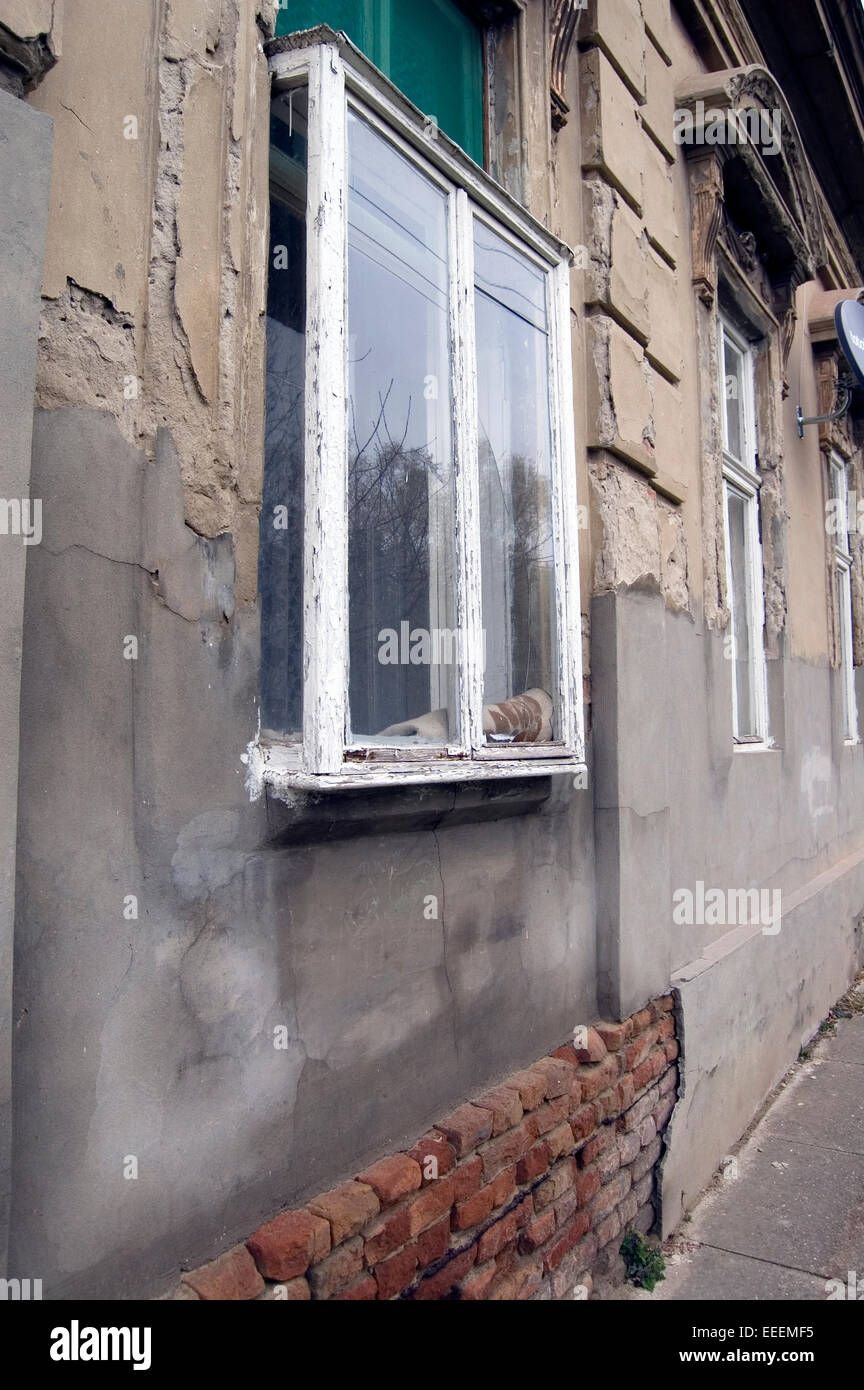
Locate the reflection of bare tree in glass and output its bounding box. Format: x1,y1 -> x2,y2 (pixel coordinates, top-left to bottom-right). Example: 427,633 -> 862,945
348,381 -> 446,732
349,383 -> 442,621
509,453 -> 554,693
264,375 -> 303,478
480,424 -> 555,698
259,312 -> 305,735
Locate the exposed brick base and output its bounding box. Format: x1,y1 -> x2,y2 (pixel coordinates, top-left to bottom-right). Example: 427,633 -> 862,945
170,995 -> 679,1301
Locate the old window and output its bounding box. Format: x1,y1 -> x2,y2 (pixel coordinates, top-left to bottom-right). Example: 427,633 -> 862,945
720,317 -> 769,744
256,32 -> 584,792
829,452 -> 859,743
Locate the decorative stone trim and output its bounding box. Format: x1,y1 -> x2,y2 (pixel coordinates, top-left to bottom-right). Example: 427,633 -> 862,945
675,64 -> 827,292
687,152 -> 724,306
550,0 -> 583,130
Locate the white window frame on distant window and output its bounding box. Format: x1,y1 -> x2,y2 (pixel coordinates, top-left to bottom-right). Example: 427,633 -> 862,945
253,31 -> 585,794
829,451 -> 859,744
719,316 -> 769,745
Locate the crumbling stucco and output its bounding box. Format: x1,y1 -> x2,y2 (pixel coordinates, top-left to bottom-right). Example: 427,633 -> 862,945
35,281 -> 138,444
138,3 -> 269,603
27,1 -> 269,608
589,458 -> 690,610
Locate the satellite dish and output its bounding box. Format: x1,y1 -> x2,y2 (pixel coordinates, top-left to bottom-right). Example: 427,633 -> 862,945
835,298 -> 864,391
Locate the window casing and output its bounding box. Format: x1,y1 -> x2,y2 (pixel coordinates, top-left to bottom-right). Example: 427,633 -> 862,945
829,452 -> 859,744
256,33 -> 584,792
719,317 -> 769,744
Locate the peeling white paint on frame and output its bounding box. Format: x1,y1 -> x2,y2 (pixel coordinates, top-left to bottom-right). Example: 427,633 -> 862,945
252,31 -> 587,794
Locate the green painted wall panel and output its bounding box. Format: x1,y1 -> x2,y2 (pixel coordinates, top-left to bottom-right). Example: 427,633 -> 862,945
275,0 -> 485,164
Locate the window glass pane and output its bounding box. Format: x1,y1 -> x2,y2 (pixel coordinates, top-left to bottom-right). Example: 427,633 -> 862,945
723,333 -> 744,462
346,112 -> 457,746
474,219 -> 558,746
260,87 -> 308,738
839,563 -> 858,739
832,459 -> 849,545
726,487 -> 755,737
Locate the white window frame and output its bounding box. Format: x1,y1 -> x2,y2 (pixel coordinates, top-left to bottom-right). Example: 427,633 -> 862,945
719,316 -> 769,745
829,451 -> 859,744
254,31 -> 585,793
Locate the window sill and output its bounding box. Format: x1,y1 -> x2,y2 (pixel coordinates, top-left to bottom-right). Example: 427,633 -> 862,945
247,739 -> 587,796
732,740 -> 777,753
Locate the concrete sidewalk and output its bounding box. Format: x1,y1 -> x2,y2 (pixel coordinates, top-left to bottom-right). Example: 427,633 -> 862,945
610,984 -> 864,1301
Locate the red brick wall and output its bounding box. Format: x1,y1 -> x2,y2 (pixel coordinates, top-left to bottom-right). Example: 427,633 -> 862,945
171,995 -> 678,1301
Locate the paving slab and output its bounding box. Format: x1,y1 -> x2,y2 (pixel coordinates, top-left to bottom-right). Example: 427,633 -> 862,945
820,1012 -> 864,1066
609,1244 -> 828,1301
692,1135 -> 864,1278
759,1057 -> 864,1156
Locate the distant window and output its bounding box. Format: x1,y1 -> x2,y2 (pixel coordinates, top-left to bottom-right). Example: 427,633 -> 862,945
829,452 -> 859,742
720,317 -> 769,743
275,0 -> 486,165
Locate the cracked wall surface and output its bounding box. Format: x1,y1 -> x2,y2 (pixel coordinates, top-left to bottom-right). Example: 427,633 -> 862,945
9,404 -> 596,1297
0,79 -> 52,1280
6,0 -> 864,1299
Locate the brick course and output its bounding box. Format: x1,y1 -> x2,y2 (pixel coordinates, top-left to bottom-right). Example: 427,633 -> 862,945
173,994 -> 678,1302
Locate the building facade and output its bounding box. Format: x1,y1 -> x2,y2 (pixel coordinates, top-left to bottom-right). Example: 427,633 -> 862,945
0,0 -> 863,1299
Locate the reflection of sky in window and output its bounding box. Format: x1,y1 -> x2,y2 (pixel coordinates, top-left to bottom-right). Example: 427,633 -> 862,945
347,113 -> 449,458
474,221 -> 547,333
474,220 -> 550,478
348,112 -> 447,310
723,335 -> 744,461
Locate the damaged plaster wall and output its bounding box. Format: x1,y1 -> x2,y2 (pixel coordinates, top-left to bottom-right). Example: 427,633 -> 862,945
9,410 -> 595,1297
28,0 -> 268,598
8,1 -> 598,1297
578,9 -> 864,1262
9,0 -> 864,1297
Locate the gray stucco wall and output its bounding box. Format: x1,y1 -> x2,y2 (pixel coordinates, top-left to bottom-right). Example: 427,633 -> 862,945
0,88 -> 52,1277
593,585 -> 864,1228
9,423 -> 864,1296
8,407 -> 596,1298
